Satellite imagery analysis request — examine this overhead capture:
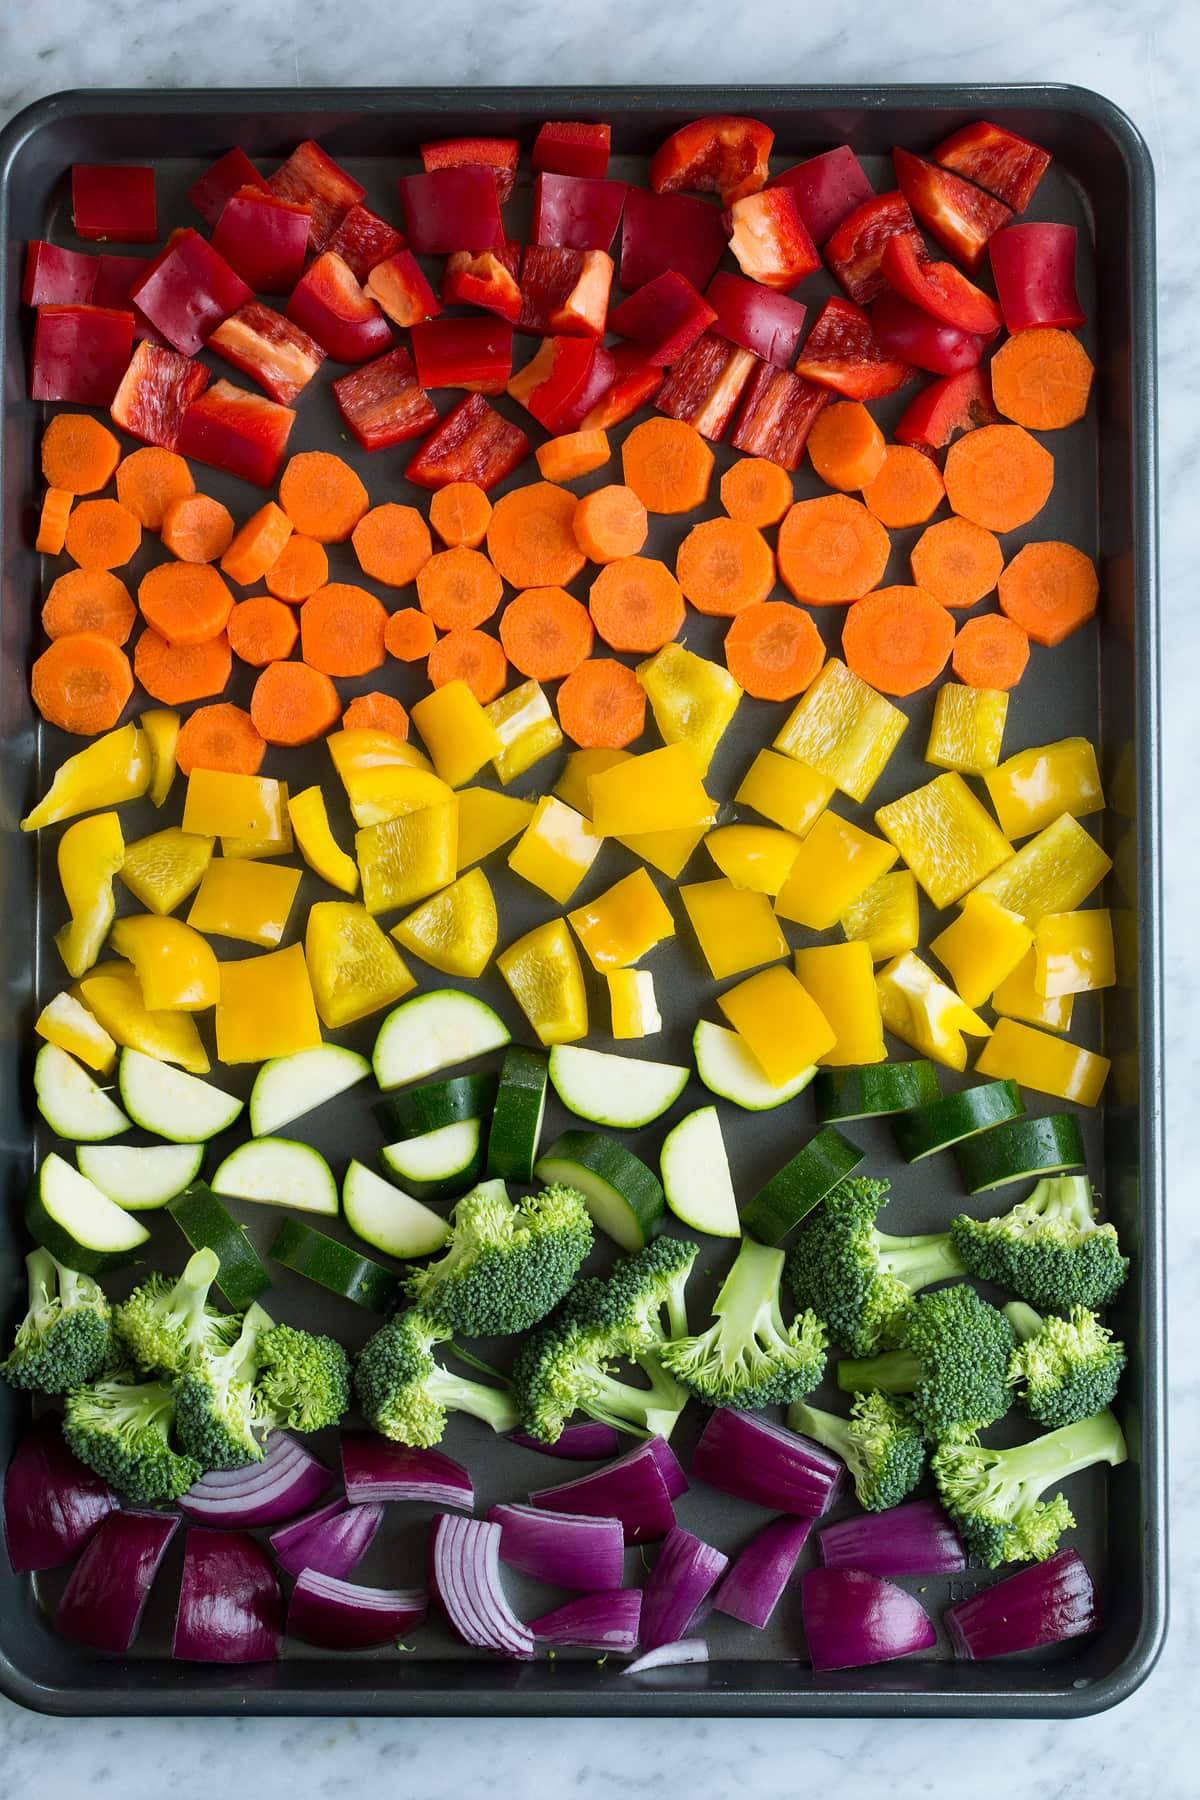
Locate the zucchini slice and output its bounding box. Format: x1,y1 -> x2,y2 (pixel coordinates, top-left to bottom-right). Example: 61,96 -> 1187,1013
954,1114 -> 1086,1195
212,1138 -> 338,1215
25,1153 -> 149,1273
269,1217 -> 399,1311
249,1044 -> 370,1137
76,1143 -> 203,1210
372,990 -> 510,1091
534,1130 -> 664,1251
742,1126 -> 864,1247
374,1073 -> 497,1143
692,1021 -> 816,1111
381,1119 -> 483,1200
487,1046 -> 549,1183
343,1159 -> 450,1259
35,1043 -> 130,1143
168,1181 -> 271,1309
118,1049 -> 243,1143
548,1045 -> 690,1129
660,1107 -> 739,1238
892,1079 -> 1024,1163
814,1061 -> 940,1123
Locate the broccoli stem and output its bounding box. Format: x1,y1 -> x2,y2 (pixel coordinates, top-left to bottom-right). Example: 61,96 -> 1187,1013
837,1348 -> 924,1394
581,1358 -> 687,1440
990,1408 -> 1127,1491
1003,1301 -> 1045,1343
874,1231 -> 965,1292
788,1400 -> 854,1462
1023,1175 -> 1095,1231
25,1247 -> 57,1311
424,1364 -> 519,1435
709,1237 -> 788,1344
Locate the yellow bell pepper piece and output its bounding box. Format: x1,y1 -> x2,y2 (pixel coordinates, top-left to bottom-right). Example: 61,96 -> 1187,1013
411,680 -> 503,788
327,729 -> 445,827
140,709 -> 180,808
182,769 -> 284,842
620,824 -> 708,881
392,869 -> 498,979
187,859 -> 302,948
972,813 -> 1111,924
774,658 -> 905,802
21,723 -> 150,831
76,961 -> 210,1072
838,871 -> 920,963
109,916 -> 220,1011
925,683 -> 1008,776
1033,909 -> 1115,998
356,799 -> 459,915
568,868 -> 675,970
555,748 -> 630,815
455,788 -> 536,871
680,878 -> 787,980
794,942 -> 885,1066
735,749 -> 833,838
875,772 -> 1011,909
983,737 -> 1104,841
119,828 -> 215,916
876,951 -> 990,1072
215,944 -> 322,1064
486,680 -> 563,784
36,992 -> 117,1075
636,642 -> 742,774
305,902 -> 416,1029
607,969 -> 662,1040
774,810 -> 897,931
928,893 -> 1032,1009
508,797 -> 601,904
976,1018 -> 1110,1107
992,951 -> 1075,1033
717,965 -> 835,1087
497,918 -> 588,1045
289,787 -> 358,895
705,824 -> 801,896
54,812 -> 125,979
587,744 -> 714,839
222,782 -> 294,860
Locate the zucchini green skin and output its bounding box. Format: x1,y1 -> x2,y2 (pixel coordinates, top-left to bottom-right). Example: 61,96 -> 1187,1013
814,1061 -> 940,1122
24,1162 -> 148,1275
534,1130 -> 664,1251
269,1218 -> 399,1312
168,1182 -> 272,1309
381,1121 -> 484,1201
954,1114 -> 1086,1195
373,1073 -> 497,1142
487,1047 -> 549,1183
742,1126 -> 865,1247
892,1079 -> 1024,1162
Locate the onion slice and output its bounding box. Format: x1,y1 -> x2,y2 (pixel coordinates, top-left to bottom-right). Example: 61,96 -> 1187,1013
270,1498 -> 384,1579
490,1502 -> 625,1591
3,1415 -> 116,1572
624,1638 -> 708,1674
430,1513 -> 534,1659
531,1590 -> 642,1653
288,1569 -> 429,1650
643,1434 -> 688,1500
692,1410 -> 845,1516
56,1509 -> 179,1653
713,1516 -> 812,1628
946,1549 -> 1101,1659
508,1423 -> 622,1460
801,1567 -> 935,1671
341,1430 -> 474,1510
529,1439 -> 676,1544
816,1497 -> 966,1575
640,1524 -> 728,1652
173,1527 -> 283,1663
181,1432 -> 331,1526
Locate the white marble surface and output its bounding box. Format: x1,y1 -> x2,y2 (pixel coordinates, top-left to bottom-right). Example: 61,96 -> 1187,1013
1,8 -> 1195,1796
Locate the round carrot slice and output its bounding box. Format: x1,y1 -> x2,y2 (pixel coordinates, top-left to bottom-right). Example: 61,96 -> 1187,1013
429,481 -> 492,549
134,629 -> 232,706
807,401 -> 887,493
910,516 -> 1003,609
777,494 -> 890,605
300,583 -> 387,677
352,504 -> 433,587
41,414 -> 121,496
990,328 -> 1094,431
416,546 -> 503,631
279,450 -> 369,543
943,424 -> 1054,533
160,493 -> 235,563
487,482 -> 585,588
724,602 -> 826,700
31,632 -> 133,735
952,613 -> 1031,690
226,595 -> 300,666
861,445 -> 946,528
573,484 -> 649,563
499,586 -> 594,681
264,534 -> 329,603
344,693 -> 410,736
621,417 -> 713,514
42,570 -> 136,645
842,584 -> 955,697
175,703 -> 266,776
250,660 -> 342,745
997,541 -> 1099,647
557,658 -> 646,749
137,561 -> 234,647
588,557 -> 685,653
676,517 -> 775,616
720,456 -> 793,527
64,499 -> 141,571
115,447 -> 194,527
427,628 -> 508,703
385,608 -> 438,663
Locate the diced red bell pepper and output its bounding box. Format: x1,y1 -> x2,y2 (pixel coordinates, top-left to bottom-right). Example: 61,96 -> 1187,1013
792,296 -> 912,401
31,305 -> 133,407
286,252 -> 392,363
932,121 -> 1051,215
419,137 -> 519,205
441,249 -> 522,323
176,378 -> 296,487
649,115 -> 773,207
332,346 -> 439,452
560,346 -> 616,432
579,344 -> 664,429
726,189 -> 820,291
532,122 -> 611,180
508,337 -> 613,434
207,302 -> 327,406
406,392 -> 530,491
871,290 -> 986,375
91,256 -> 166,343
111,340 -> 210,449
767,147 -> 874,247
704,272 -> 806,367
323,205 -> 406,282
730,363 -> 829,469
412,317 -> 514,393
619,187 -> 727,295
892,147 -> 1012,273
532,173 -> 626,251
655,331 -> 760,441
211,188 -> 310,295
188,148 -> 270,227
989,224 -> 1085,332
397,168 -> 504,255
23,242 -> 98,307
880,233 -> 1002,337
130,228 -> 253,355
518,246 -> 612,338
269,140 -> 366,253
826,190 -> 923,306
72,165 -> 156,243
608,271 -> 716,368
894,366 -> 998,451
365,250 -> 442,328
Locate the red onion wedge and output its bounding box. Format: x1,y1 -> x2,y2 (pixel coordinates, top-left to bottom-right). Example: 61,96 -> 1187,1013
531,1589 -> 642,1653
946,1549 -> 1101,1660
56,1509 -> 179,1653
341,1430 -> 474,1511
430,1513 -> 534,1659
641,1524 -> 728,1652
817,1497 -> 966,1576
643,1434 -> 688,1500
490,1502 -> 625,1591
3,1415 -> 116,1572
270,1498 -> 384,1579
508,1422 -> 622,1460
713,1517 -> 813,1628
801,1567 -> 935,1671
529,1439 -> 675,1544
288,1569 -> 429,1650
174,1527 -> 283,1663
692,1410 -> 846,1517
180,1432 -> 331,1526
624,1638 -> 708,1674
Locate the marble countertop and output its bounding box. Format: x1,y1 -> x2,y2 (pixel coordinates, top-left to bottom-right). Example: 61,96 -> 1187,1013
1,9 -> 1194,1797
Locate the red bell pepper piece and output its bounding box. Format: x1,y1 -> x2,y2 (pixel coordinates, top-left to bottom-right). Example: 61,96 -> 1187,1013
31,305 -> 133,407
412,318 -> 514,393
397,168 -> 504,255
730,363 -> 829,469
880,234 -> 1002,337
704,272 -> 806,367
532,174 -> 626,251
649,116 -> 773,207
726,190 -> 820,291
176,378 -> 296,488
579,344 -> 664,429
932,121 -> 1051,215
894,366 -> 998,452
441,249 -> 522,323
768,147 -> 874,247
871,290 -> 986,376
518,246 -> 613,339
619,187 -> 727,295
406,392 -> 530,491
188,148 -> 270,227
532,122 -> 611,180
366,250 -> 442,328
323,205 -> 406,282
655,331 -> 761,441
508,337 -> 613,434
286,252 -> 392,363
792,297 -> 912,401
989,224 -> 1085,332
23,242 -> 98,307
826,190 -> 923,306
207,302 -> 327,406
269,140 -> 366,253
211,188 -> 310,295
111,340 -> 210,450
90,256 -> 166,343
419,137 -> 519,205
130,228 -> 252,355
332,346 -> 439,452
892,147 -> 1012,273
608,272 -> 716,368
71,165 -> 156,244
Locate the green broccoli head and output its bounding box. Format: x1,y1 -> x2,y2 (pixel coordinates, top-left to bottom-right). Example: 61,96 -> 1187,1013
788,1391 -> 926,1513
254,1320 -> 352,1434
354,1310 -> 518,1447
577,1235 -> 698,1351
113,1247 -> 241,1377
660,1236 -> 827,1409
63,1369 -> 202,1503
512,1280 -> 689,1446
1005,1302 -> 1127,1429
951,1176 -> 1129,1311
403,1180 -> 593,1337
838,1283 -> 1016,1440
0,1249 -> 112,1395
172,1306 -> 264,1471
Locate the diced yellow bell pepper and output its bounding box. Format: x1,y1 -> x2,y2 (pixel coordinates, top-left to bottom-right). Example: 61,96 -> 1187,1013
411,680 -> 503,788
327,729 -> 446,827
54,812 -> 125,980
705,824 -> 801,896
289,787 -> 358,895
119,828 -> 215,916
215,944 -> 322,1064
607,969 -> 662,1040
992,952 -> 1075,1033
717,965 -> 836,1086
222,782 -> 294,860
327,727 -> 434,781
392,869 -> 498,979
305,901 -> 416,1028
109,916 -> 220,1011
36,992 -> 117,1075
735,749 -> 833,838
187,859 -> 302,947
486,680 -> 563,784
76,961 -> 210,1073
875,772 -> 1011,909
587,744 -> 714,839
620,824 -> 708,881
508,797 -> 601,904
680,878 -> 788,980
555,748 -> 631,815
972,813 -> 1111,924
455,788 -> 536,871
1033,909 -> 1115,998
497,918 -> 588,1045
773,658 -> 906,802
838,871 -> 920,963
794,942 -> 885,1066
774,810 -> 897,931
928,893 -> 1032,1009
636,642 -> 742,775
140,709 -> 180,808
983,737 -> 1104,841
976,1018 -> 1110,1107
356,799 -> 459,915
876,951 -> 990,1072
568,868 -> 675,970
925,683 -> 1008,776
21,723 -> 150,831
182,769 -> 284,843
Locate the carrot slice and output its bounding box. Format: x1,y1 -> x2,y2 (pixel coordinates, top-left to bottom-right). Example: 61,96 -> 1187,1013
41,414 -> 121,496
115,447 -> 194,529
427,627 -> 508,703
138,562 -> 235,647
842,584 -> 955,697
265,534 -> 329,603
36,489 -> 73,555
861,444 -> 946,528
990,328 -> 1094,431
31,632 -> 133,735
557,658 -> 646,749
220,502 -> 294,586
952,613 -> 1030,689
429,481 -> 492,549
486,482 -> 585,588
175,702 -> 267,776
621,417 -> 713,514
499,586 -> 594,680
352,504 -> 433,588
910,516 -> 1003,609
416,546 -> 503,631
806,401 -> 887,493
300,582 -> 387,676
724,601 -> 826,701
720,456 -> 793,527
588,556 -> 685,653
161,493 -> 236,564
385,607 -> 439,663
535,429 -> 611,482
64,499 -> 141,572
134,628 -> 232,705
344,692 -> 410,736
777,494 -> 890,605
943,424 -> 1054,533
997,541 -> 1099,647
676,517 -> 775,617
42,569 -> 135,645
572,484 -> 648,563
226,595 -> 300,666
278,450 -> 370,543
250,659 -> 342,745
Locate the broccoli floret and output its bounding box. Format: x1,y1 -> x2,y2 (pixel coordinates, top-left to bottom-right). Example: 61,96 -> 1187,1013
932,1406 -> 1127,1566
837,1283 -> 1016,1440
659,1237 -> 826,1409
788,1392 -> 926,1512
173,1304 -> 264,1471
951,1176 -> 1129,1311
579,1236 -> 698,1352
254,1317 -> 352,1434
0,1249 -> 112,1395
63,1368 -> 202,1503
512,1285 -> 686,1447
403,1180 -> 593,1336
354,1310 -> 519,1447
114,1247 -> 241,1377
785,1176 -> 965,1357
1005,1301 -> 1127,1429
